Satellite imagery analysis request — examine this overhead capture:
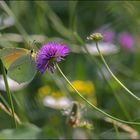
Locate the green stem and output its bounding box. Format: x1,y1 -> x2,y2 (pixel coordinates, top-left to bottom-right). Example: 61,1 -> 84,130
73,32 -> 132,119
73,32 -> 118,90
0,1 -> 29,43
56,63 -> 140,125
1,60 -> 17,128
95,42 -> 140,103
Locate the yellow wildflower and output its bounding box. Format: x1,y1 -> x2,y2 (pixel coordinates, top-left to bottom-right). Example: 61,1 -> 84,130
51,91 -> 65,99
38,85 -> 51,98
68,80 -> 95,96
68,80 -> 97,106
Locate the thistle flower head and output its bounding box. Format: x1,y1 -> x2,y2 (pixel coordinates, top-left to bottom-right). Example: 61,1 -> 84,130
119,32 -> 134,50
36,42 -> 70,73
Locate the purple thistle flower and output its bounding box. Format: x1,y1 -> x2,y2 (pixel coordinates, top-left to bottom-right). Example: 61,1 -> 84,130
103,31 -> 115,43
36,42 -> 70,73
119,32 -> 134,50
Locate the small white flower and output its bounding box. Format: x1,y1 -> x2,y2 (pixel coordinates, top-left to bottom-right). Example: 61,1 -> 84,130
58,97 -> 72,108
43,96 -> 72,110
84,42 -> 119,55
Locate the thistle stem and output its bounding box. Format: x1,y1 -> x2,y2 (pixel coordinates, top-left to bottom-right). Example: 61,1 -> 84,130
56,63 -> 140,125
95,42 -> 140,103
0,60 -> 17,128
73,32 -> 131,119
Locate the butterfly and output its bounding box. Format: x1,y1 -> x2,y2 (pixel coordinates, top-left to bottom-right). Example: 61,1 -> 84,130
0,47 -> 37,84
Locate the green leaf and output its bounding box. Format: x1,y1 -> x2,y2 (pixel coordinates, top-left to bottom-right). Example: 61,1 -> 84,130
8,53 -> 37,83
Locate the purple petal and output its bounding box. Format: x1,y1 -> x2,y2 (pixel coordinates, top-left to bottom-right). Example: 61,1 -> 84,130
36,42 -> 70,74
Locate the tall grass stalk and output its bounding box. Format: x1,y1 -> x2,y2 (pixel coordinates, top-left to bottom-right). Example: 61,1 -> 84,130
0,60 -> 17,128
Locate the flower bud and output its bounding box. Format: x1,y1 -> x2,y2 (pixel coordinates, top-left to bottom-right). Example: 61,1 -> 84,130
87,33 -> 103,42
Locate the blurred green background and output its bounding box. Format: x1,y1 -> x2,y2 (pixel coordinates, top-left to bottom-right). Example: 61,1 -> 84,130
0,1 -> 140,139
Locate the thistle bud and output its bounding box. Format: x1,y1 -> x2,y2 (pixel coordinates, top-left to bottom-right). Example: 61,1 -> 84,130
87,33 -> 103,42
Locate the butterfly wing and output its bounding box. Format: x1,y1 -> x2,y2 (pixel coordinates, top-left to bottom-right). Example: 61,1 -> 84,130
7,53 -> 37,83
0,48 -> 29,69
